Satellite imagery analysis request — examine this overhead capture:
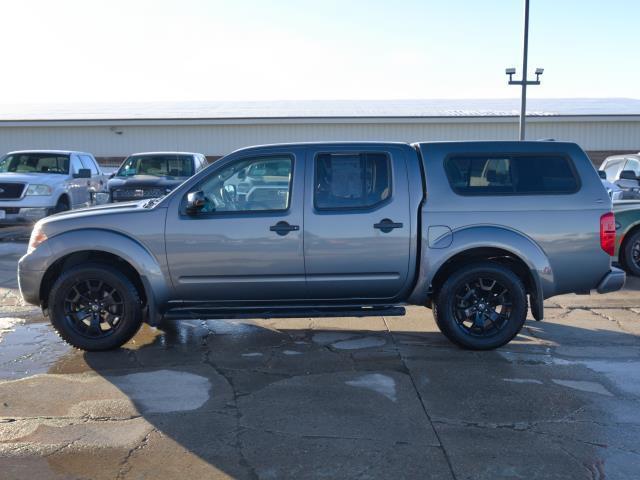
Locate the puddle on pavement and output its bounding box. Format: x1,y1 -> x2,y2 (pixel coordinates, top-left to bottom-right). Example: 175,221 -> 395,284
346,373 -> 397,401
107,369 -> 212,413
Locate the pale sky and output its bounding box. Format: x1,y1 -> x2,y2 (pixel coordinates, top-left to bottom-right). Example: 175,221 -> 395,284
1,0 -> 638,103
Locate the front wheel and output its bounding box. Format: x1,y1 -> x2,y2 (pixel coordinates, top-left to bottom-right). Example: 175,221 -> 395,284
48,263 -> 143,351
434,262 -> 528,350
622,230 -> 640,277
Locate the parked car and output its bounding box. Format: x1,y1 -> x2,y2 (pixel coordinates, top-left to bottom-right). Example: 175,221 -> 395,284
108,152 -> 208,202
598,171 -> 624,201
18,141 -> 624,351
611,200 -> 640,276
0,150 -> 106,223
599,153 -> 640,199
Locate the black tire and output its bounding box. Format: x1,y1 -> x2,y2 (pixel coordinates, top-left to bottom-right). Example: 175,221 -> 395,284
622,230 -> 640,277
51,197 -> 70,215
48,263 -> 143,351
434,262 -> 528,350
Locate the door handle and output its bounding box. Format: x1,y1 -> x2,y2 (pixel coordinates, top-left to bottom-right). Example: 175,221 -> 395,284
270,221 -> 300,236
374,218 -> 403,233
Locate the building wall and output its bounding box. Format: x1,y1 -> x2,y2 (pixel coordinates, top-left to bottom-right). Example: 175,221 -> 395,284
0,118 -> 638,161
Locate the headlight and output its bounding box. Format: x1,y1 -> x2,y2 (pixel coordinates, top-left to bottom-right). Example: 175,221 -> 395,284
26,184 -> 52,196
27,223 -> 48,253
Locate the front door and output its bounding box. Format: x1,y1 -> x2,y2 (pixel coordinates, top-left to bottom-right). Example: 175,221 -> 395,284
69,154 -> 90,207
303,145 -> 412,300
165,149 -> 306,303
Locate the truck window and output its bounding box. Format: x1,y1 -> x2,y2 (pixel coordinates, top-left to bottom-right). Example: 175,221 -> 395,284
314,152 -> 391,210
79,155 -> 99,175
445,154 -> 579,195
196,155 -> 293,213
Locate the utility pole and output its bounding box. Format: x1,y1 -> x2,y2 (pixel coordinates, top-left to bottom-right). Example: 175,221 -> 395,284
505,0 -> 544,140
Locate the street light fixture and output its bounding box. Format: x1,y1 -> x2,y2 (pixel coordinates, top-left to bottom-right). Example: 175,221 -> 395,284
505,0 -> 544,140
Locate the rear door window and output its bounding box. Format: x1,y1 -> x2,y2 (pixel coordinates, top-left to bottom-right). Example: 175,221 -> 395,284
445,154 -> 579,195
314,152 -> 392,210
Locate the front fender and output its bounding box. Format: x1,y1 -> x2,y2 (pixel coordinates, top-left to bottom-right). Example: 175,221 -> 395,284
25,229 -> 170,324
409,225 -> 554,316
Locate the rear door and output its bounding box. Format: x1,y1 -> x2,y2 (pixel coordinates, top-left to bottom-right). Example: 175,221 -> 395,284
165,147 -> 306,302
303,145 -> 412,300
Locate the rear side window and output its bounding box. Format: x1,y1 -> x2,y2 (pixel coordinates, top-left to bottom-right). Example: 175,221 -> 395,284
445,154 -> 579,195
315,152 -> 392,210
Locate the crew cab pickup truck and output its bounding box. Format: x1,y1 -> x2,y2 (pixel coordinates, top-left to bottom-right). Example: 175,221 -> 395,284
18,141 -> 625,351
0,150 -> 106,223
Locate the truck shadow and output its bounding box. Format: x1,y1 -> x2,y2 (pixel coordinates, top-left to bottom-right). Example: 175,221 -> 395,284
69,314 -> 640,479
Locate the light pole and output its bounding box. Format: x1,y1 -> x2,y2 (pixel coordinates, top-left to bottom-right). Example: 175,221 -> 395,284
505,0 -> 544,140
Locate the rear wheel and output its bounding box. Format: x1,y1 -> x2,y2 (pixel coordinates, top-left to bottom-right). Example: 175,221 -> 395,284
48,263 -> 143,351
434,262 -> 528,350
622,230 -> 640,276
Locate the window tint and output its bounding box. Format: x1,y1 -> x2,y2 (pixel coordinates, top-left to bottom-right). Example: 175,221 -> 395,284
445,155 -> 579,195
195,155 -> 292,213
314,152 -> 392,210
79,155 -> 99,175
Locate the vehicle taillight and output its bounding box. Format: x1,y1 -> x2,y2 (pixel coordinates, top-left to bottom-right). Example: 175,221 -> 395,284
600,212 -> 616,256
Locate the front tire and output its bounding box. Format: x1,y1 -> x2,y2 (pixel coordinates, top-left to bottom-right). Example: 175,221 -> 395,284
48,263 -> 143,351
622,230 -> 640,277
434,262 -> 528,350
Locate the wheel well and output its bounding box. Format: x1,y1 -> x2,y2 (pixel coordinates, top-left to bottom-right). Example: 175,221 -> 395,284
40,251 -> 147,309
57,194 -> 70,206
430,247 -> 536,300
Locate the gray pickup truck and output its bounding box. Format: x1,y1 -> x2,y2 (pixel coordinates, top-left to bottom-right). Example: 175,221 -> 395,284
18,141 -> 625,351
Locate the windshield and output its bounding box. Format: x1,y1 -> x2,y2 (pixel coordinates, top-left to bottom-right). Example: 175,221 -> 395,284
0,153 -> 70,174
116,154 -> 194,178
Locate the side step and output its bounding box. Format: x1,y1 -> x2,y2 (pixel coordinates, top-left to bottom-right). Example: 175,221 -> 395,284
162,305 -> 406,321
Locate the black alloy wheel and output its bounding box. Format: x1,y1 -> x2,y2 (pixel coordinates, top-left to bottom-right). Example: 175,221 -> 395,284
63,278 -> 124,339
49,263 -> 143,351
434,262 -> 528,350
452,276 -> 513,338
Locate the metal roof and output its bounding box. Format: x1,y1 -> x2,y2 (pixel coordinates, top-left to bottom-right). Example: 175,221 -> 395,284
0,98 -> 639,122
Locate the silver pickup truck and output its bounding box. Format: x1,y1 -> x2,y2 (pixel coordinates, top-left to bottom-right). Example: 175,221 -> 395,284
18,141 -> 625,351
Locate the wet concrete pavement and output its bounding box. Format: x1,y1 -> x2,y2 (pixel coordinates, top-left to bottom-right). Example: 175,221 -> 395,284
0,234 -> 639,479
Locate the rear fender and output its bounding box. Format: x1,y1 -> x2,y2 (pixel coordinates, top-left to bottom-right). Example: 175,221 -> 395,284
409,225 -> 554,319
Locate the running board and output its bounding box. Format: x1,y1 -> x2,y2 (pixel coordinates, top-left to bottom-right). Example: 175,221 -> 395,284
162,305 -> 406,321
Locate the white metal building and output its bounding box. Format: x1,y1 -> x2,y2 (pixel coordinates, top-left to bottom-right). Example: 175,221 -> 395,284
0,99 -> 638,165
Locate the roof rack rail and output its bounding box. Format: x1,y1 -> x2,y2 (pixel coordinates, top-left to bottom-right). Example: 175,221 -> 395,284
537,138 -> 556,141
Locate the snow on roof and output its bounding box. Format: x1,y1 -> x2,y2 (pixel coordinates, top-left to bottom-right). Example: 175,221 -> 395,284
0,98 -> 639,121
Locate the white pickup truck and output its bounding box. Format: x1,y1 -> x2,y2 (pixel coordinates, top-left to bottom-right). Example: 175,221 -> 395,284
0,150 -> 107,223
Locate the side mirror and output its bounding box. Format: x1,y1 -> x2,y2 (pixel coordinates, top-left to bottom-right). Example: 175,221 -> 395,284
186,190 -> 207,215
109,172 -> 116,179
237,169 -> 247,180
73,168 -> 91,179
598,170 -> 607,180
619,170 -> 639,181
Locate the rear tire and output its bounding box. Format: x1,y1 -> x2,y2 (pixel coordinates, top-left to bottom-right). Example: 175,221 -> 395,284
434,262 -> 528,350
622,230 -> 640,277
48,263 -> 143,351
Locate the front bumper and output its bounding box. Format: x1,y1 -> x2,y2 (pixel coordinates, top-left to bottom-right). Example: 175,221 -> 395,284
596,267 -> 626,294
0,207 -> 50,224
17,242 -> 53,306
